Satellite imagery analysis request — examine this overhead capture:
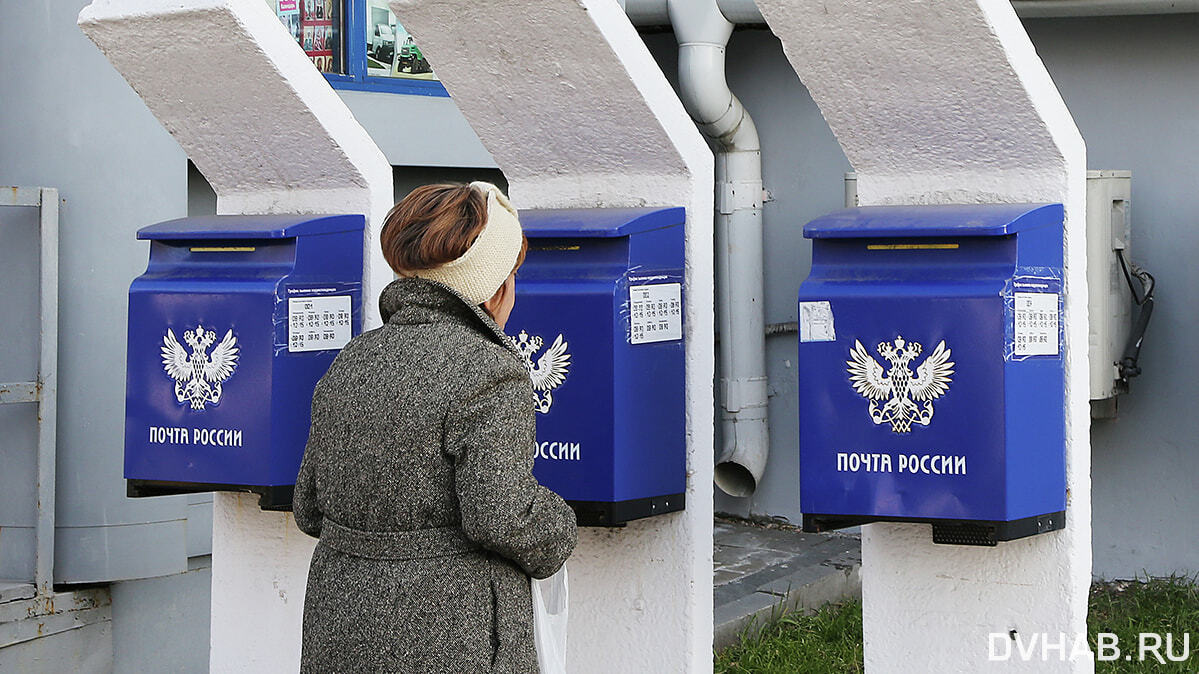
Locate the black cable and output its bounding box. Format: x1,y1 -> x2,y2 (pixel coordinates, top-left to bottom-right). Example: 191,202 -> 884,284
1117,248 -> 1154,306
1120,297 -> 1153,380
1115,248 -> 1156,382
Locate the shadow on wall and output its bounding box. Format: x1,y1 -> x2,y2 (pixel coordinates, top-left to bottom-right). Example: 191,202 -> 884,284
187,161 -> 508,216
1023,14 -> 1199,580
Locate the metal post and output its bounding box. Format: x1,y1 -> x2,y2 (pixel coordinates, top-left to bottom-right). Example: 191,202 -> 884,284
35,188 -> 59,597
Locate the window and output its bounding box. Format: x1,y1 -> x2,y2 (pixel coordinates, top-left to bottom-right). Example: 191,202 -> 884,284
266,0 -> 344,74
364,1 -> 436,82
267,0 -> 447,97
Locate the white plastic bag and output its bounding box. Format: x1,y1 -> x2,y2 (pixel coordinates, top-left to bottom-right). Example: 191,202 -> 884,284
531,563 -> 569,674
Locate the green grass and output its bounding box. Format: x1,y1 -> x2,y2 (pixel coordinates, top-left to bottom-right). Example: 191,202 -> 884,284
715,576 -> 1199,672
1089,575 -> 1199,672
714,600 -> 864,674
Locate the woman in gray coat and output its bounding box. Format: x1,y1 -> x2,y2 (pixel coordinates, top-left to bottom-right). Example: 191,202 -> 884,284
293,182 -> 577,673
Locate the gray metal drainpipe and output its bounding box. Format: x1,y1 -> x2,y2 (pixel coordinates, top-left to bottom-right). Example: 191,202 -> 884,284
667,0 -> 769,497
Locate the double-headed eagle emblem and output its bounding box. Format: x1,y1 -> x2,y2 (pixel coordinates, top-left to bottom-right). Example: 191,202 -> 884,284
846,336 -> 954,433
161,325 -> 240,410
509,330 -> 571,414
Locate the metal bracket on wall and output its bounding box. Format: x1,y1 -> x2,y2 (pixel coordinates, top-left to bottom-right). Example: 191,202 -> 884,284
0,187 -> 59,605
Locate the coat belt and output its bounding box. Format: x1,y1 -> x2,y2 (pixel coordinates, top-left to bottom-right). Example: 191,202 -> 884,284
319,518 -> 480,560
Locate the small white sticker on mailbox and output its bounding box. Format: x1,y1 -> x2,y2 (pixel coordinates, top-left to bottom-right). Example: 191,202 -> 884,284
288,295 -> 352,352
630,283 -> 682,344
1014,292 -> 1059,356
800,301 -> 836,342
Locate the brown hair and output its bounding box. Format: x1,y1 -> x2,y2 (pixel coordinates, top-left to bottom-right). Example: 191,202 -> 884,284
380,183 -> 527,277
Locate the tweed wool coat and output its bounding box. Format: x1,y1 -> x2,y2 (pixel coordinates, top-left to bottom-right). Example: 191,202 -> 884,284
294,277 -> 578,673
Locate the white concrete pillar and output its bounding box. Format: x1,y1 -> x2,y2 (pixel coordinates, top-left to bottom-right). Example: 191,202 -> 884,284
754,1 -> 1090,671
389,1 -> 714,671
78,1 -> 392,671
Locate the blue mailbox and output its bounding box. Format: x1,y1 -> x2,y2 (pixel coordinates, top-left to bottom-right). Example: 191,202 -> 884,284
507,207 -> 686,526
798,204 -> 1065,545
124,214 -> 363,509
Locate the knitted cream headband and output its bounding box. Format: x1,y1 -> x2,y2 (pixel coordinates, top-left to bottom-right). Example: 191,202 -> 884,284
411,181 -> 523,305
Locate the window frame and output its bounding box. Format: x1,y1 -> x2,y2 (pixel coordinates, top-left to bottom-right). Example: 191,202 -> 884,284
326,0 -> 449,98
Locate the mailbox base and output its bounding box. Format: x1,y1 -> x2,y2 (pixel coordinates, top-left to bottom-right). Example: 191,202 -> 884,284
802,511 -> 1065,546
127,479 -> 295,511
569,493 -> 685,527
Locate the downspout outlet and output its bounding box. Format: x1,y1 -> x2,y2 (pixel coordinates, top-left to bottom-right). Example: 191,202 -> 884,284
716,376 -> 769,496
670,0 -> 770,497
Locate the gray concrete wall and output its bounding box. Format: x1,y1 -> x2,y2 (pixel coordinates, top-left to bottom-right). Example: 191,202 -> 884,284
339,90 -> 497,168
0,0 -> 194,586
647,17 -> 1199,580
0,204 -> 43,581
0,618 -> 113,674
391,166 -> 506,203
1,1 -> 216,670
0,560 -> 211,673
1025,14 -> 1199,579
111,557 -> 212,673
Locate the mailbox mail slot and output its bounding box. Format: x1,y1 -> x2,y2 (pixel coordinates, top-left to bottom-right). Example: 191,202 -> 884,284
798,204 -> 1065,545
124,214 -> 363,509
507,207 -> 686,526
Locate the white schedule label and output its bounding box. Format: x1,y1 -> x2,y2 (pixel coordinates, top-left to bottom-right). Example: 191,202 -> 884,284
1014,292 -> 1059,356
289,295 -> 352,353
799,300 -> 837,343
630,283 -> 682,344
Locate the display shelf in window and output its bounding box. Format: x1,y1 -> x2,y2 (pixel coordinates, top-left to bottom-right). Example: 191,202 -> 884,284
267,0 -> 448,98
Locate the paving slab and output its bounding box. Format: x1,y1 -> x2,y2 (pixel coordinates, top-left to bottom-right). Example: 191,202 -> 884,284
713,517 -> 862,650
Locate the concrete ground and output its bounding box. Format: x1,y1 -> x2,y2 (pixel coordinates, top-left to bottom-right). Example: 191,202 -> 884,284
713,517 -> 862,650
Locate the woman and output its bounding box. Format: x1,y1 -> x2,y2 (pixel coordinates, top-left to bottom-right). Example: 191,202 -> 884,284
293,182 -> 578,672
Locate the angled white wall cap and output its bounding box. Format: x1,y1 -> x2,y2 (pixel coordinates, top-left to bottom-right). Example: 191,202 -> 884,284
755,1 -> 1090,672
754,0 -> 1081,180
389,0 -> 697,199
79,0 -> 393,326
